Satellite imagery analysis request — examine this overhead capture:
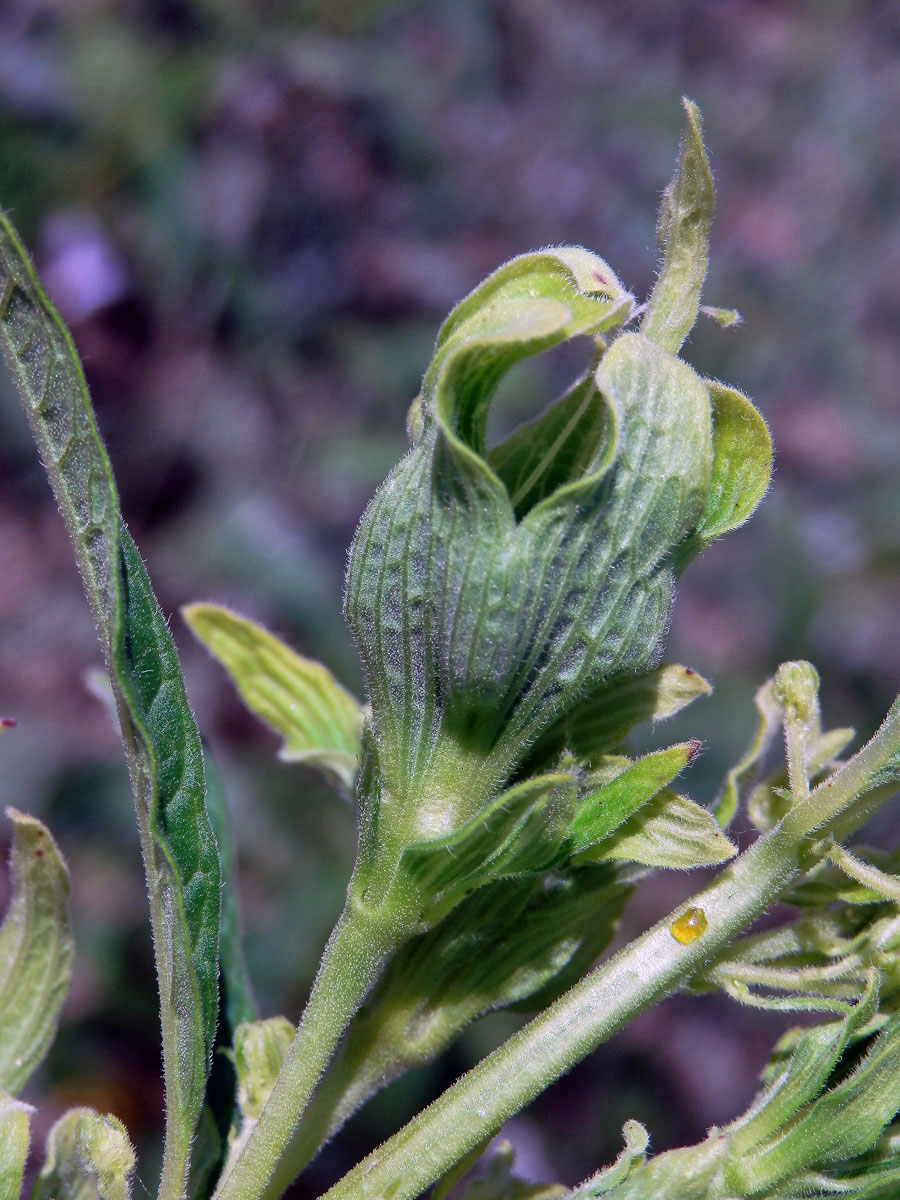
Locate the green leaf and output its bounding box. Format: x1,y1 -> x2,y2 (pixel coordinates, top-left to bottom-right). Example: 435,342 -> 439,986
490,366 -> 614,521
184,604 -> 363,790
727,971 -> 880,1164
713,679 -> 781,828
395,772 -> 578,926
568,744 -> 698,851
359,865 -> 627,1066
0,1090 -> 31,1200
203,749 -> 255,1031
675,381 -> 771,568
233,1017 -> 295,1122
727,1009 -> 900,1194
529,663 -> 712,769
117,531 -> 221,1109
32,1108 -> 135,1200
582,788 -> 737,869
0,209 -> 220,1192
0,808 -> 73,1095
640,98 -> 714,354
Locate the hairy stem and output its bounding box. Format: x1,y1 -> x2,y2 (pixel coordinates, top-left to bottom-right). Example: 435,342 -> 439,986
212,901 -> 398,1200
320,708 -> 900,1200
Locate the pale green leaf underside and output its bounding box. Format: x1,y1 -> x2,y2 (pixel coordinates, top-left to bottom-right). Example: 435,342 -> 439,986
584,788 -> 737,869
0,1090 -> 31,1200
0,808 -> 73,1095
184,603 -> 363,789
0,210 -> 220,1182
32,1107 -> 135,1200
728,1011 -> 900,1195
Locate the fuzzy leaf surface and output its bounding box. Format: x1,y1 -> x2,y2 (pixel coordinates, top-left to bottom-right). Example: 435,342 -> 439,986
0,210 -> 220,1183
0,808 -> 72,1095
0,1090 -> 30,1200
32,1108 -> 134,1200
396,773 -> 578,925
530,663 -> 711,768
582,788 -> 736,869
184,604 -> 363,789
347,292 -> 711,819
568,745 -> 697,851
676,380 -> 771,569
640,98 -> 713,353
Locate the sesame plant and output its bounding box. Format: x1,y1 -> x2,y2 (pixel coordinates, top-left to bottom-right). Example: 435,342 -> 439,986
4,100 -> 900,1200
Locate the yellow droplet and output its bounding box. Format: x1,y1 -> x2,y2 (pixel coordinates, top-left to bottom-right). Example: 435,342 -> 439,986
670,906 -> 708,945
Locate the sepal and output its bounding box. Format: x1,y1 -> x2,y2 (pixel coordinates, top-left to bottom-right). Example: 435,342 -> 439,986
568,744 -> 698,852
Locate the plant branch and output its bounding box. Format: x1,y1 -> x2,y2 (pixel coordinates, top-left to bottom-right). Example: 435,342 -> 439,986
318,705 -> 900,1200
212,900 -> 398,1200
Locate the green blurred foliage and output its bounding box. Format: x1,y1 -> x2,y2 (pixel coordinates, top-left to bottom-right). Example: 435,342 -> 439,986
1,0 -> 900,1193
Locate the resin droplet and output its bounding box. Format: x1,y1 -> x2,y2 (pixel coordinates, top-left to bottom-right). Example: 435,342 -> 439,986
670,906 -> 707,945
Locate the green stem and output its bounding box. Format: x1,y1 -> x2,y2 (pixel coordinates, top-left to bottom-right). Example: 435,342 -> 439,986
260,1023 -> 388,1200
320,708 -> 900,1200
120,720 -> 190,1200
213,901 -> 398,1200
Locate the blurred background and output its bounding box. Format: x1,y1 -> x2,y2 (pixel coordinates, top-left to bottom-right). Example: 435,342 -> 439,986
1,0 -> 899,1193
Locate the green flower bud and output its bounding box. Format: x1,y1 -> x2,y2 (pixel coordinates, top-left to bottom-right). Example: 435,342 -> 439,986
344,104 -> 770,921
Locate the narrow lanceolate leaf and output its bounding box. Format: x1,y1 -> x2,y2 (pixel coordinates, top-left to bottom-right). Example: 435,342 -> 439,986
0,808 -> 73,1095
184,603 -> 363,790
583,788 -> 736,869
640,98 -> 714,354
0,210 -> 220,1192
33,1107 -> 135,1200
0,1090 -> 31,1200
568,744 -> 698,852
203,749 -> 256,1039
530,664 -> 711,768
675,381 -> 771,570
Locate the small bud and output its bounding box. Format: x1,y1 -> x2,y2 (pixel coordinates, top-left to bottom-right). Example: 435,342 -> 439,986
774,661 -> 821,729
233,1017 -> 295,1121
